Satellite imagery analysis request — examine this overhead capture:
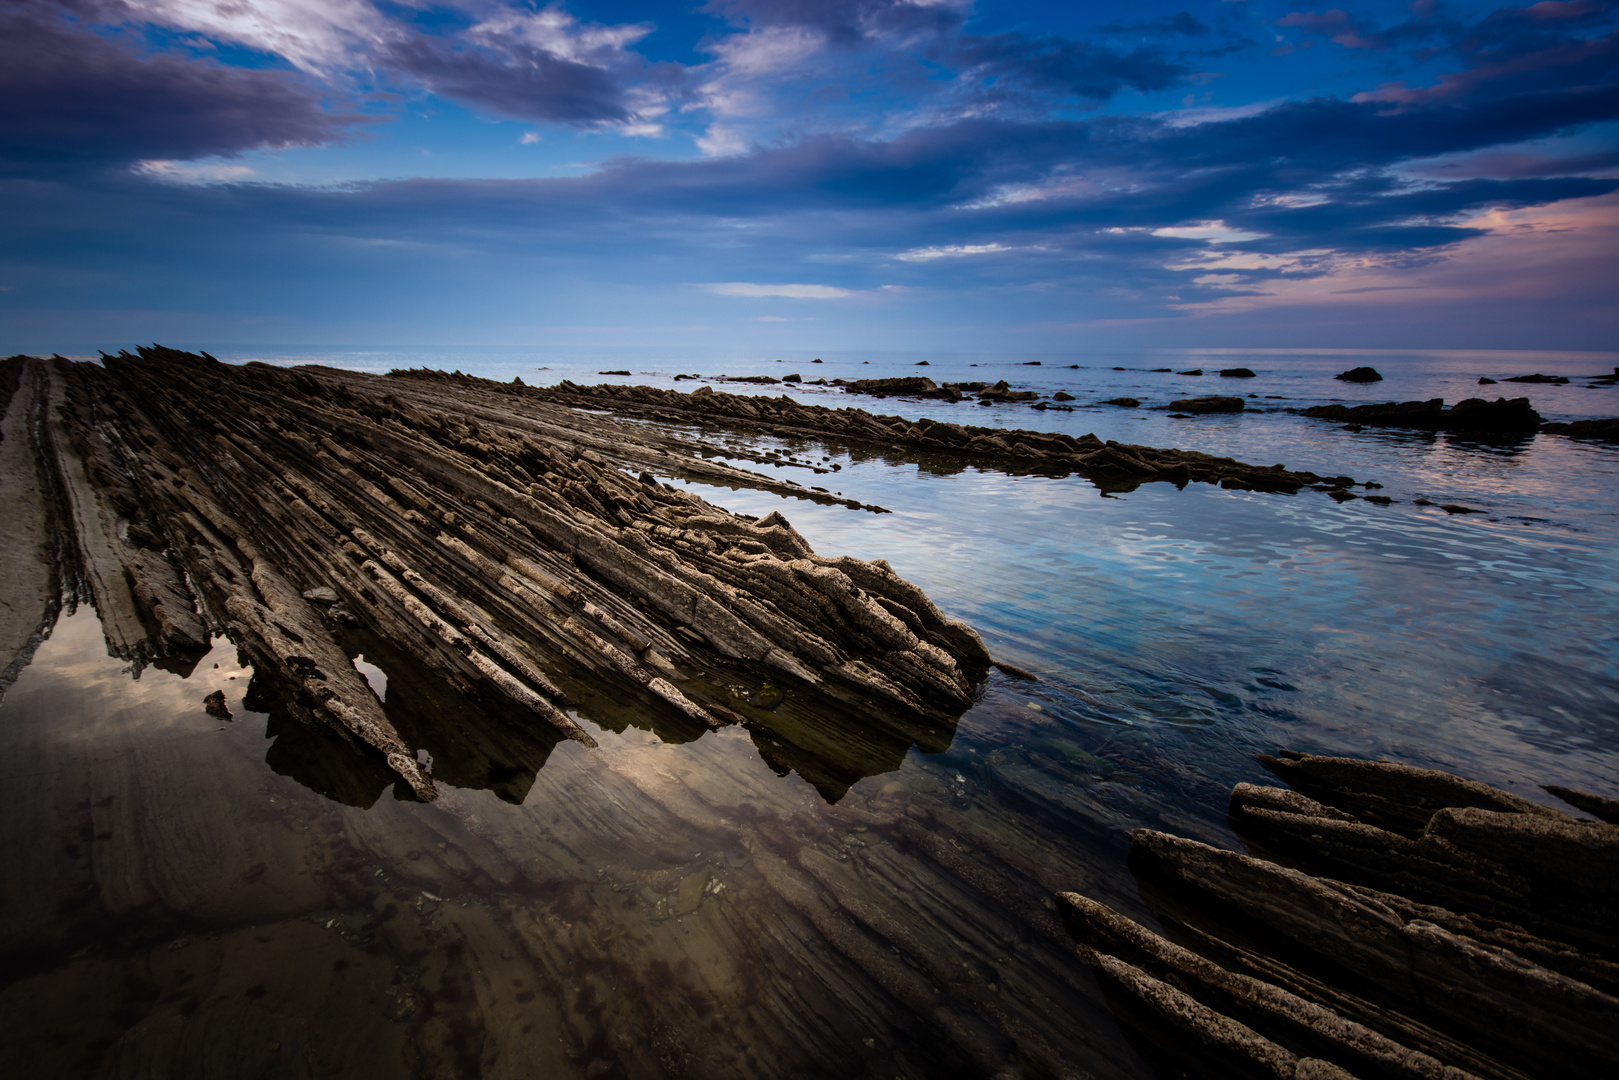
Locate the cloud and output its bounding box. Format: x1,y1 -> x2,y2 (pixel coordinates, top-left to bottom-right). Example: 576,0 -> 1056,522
0,4 -> 369,173
1097,13 -> 1212,38
702,282 -> 855,298
132,158 -> 256,183
895,243 -> 1016,260
1152,221 -> 1270,243
948,33 -> 1190,103
121,0 -> 389,72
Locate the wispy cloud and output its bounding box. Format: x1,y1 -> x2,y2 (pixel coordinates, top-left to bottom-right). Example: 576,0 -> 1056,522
702,282 -> 855,298
895,243 -> 1017,261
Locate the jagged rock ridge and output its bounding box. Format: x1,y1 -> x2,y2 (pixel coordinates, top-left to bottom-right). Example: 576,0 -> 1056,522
9,349 -> 992,799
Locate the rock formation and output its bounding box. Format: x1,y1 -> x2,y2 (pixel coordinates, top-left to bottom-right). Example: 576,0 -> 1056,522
3,348 -> 995,799
1540,418 -> 1619,442
1169,396 -> 1245,414
1300,397 -> 1542,434
1059,751 -> 1619,1080
526,379 -> 1367,496
1334,367 -> 1383,383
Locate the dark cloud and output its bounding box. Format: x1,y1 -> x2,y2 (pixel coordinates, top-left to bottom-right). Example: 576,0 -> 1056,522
701,0 -> 963,46
1096,12 -> 1213,38
382,34 -> 649,125
0,5 -> 368,174
947,33 -> 1190,102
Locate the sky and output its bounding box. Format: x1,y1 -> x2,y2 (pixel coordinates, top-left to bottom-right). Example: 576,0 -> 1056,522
2,0 -> 1616,352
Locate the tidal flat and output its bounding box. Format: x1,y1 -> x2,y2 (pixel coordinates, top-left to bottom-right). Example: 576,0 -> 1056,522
1,346 -> 1616,1078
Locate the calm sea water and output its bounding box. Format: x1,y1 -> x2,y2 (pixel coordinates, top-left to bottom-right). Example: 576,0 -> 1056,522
3,346 -> 1617,1076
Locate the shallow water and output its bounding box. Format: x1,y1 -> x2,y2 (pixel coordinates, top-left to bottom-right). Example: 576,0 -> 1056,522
3,346 -> 1617,1077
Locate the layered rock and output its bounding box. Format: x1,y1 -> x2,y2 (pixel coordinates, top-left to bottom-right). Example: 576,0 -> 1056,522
1059,751 -> 1619,1080
8,348 -> 994,798
527,379 -> 1368,496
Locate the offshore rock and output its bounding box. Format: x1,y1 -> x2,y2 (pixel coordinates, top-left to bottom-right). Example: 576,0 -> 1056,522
1334,366 -> 1383,383
1540,417 -> 1619,442
1059,751 -> 1619,1080
841,377 -> 962,402
10,349 -> 994,798
1301,397 -> 1541,434
1169,396 -> 1245,414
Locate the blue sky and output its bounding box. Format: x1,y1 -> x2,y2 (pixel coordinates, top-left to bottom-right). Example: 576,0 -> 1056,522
2,0 -> 1616,350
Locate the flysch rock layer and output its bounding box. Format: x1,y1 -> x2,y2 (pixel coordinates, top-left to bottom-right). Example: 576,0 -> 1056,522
1059,751 -> 1619,1080
522,378 -> 1367,495
4,348 -> 993,798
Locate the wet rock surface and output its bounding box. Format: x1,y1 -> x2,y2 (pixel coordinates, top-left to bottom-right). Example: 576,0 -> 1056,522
1059,751 -> 1619,1080
2,349 -> 995,798
527,379 -> 1368,497
1300,397 -> 1542,434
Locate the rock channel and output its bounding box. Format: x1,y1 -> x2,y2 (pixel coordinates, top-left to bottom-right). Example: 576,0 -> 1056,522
1,349 -> 995,799
1059,751 -> 1619,1080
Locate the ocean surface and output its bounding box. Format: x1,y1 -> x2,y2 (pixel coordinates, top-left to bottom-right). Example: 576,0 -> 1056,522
3,345 -> 1617,1077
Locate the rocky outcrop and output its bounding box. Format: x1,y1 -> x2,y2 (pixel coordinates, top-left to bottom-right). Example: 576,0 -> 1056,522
1219,368 -> 1256,378
524,379 -> 1370,496
1540,418 -> 1619,442
840,376 -> 963,402
12,349 -> 995,798
1334,367 -> 1383,383
1059,751 -> 1619,1080
1301,397 -> 1542,434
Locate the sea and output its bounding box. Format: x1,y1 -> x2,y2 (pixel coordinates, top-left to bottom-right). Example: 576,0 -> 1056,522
3,345 -> 1616,1077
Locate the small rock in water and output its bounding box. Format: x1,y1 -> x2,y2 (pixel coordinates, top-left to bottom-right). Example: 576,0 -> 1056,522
599,370 -> 632,376
1334,366 -> 1383,382
1219,367 -> 1256,378
1168,395 -> 1243,414
1176,369 -> 1204,376
1478,377 -> 1497,385
1101,397 -> 1139,408
203,690 -> 232,721
1053,391 -> 1075,401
